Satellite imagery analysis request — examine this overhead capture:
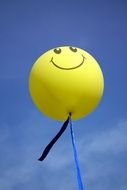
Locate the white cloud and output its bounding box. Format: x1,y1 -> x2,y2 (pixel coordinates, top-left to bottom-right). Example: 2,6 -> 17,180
79,120 -> 127,189
44,119 -> 127,190
0,115 -> 127,190
80,120 -> 127,157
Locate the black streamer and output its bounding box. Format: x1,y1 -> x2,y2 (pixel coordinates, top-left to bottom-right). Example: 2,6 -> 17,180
38,116 -> 70,161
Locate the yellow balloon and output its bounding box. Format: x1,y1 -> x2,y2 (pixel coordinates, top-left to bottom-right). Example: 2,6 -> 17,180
29,46 -> 104,121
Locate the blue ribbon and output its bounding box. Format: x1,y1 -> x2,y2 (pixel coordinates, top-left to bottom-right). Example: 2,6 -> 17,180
70,118 -> 84,190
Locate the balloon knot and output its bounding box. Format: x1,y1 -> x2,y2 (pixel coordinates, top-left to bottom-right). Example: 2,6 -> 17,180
69,112 -> 72,119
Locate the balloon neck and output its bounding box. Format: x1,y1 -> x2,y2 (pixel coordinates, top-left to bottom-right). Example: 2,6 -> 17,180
69,112 -> 72,119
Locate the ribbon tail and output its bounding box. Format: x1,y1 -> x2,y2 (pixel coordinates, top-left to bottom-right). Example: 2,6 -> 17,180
38,116 -> 70,161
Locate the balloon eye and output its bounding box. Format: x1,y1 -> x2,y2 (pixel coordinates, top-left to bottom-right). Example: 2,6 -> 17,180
54,48 -> 61,54
69,47 -> 77,52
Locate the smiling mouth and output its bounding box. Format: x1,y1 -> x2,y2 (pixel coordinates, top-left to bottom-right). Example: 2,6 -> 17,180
50,55 -> 86,70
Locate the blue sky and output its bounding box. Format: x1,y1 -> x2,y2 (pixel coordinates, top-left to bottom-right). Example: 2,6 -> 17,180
0,0 -> 127,189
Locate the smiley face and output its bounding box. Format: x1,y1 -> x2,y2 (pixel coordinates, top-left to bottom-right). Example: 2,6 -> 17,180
50,47 -> 86,70
29,46 -> 104,121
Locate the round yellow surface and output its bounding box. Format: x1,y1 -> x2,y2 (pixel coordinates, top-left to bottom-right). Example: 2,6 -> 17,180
29,46 -> 104,121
